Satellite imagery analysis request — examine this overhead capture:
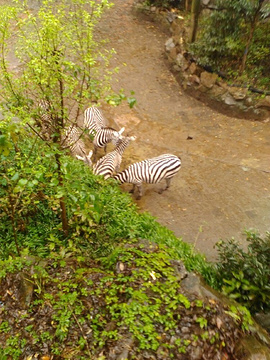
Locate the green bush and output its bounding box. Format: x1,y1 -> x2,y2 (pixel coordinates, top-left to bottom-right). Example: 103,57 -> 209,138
189,0 -> 270,89
215,231 -> 270,313
144,0 -> 185,10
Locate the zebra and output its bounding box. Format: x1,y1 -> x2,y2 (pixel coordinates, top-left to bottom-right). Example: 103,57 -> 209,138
63,124 -> 93,167
83,105 -> 125,161
37,99 -> 54,139
93,135 -> 136,179
92,126 -> 125,161
83,106 -> 108,137
114,154 -> 181,200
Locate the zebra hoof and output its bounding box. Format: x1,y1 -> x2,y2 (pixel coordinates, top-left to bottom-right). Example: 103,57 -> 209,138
135,196 -> 141,200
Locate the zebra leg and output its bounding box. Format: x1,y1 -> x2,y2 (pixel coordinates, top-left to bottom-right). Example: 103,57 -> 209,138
129,184 -> 135,194
158,178 -> 171,194
104,144 -> 107,154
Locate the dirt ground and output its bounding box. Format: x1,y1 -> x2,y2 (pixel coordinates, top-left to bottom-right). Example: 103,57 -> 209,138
95,0 -> 270,261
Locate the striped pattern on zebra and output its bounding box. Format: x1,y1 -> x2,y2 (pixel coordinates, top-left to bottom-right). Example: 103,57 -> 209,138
38,99 -> 53,139
93,135 -> 136,179
83,106 -> 108,136
114,154 -> 181,200
83,105 -> 125,161
63,125 -> 93,166
92,126 -> 125,161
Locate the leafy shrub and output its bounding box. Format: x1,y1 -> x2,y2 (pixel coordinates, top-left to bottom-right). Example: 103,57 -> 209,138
144,0 -> 185,10
189,0 -> 270,89
215,231 -> 270,313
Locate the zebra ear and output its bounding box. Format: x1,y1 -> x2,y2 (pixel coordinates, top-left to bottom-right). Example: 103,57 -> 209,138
119,127 -> 125,135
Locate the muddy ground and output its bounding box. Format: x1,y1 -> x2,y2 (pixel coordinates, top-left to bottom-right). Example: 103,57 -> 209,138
94,0 -> 270,261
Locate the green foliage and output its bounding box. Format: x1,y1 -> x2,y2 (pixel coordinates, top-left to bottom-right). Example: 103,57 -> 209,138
0,243 -> 244,358
144,0 -> 185,10
0,133 -> 64,257
0,134 -> 214,288
215,231 -> 270,313
225,304 -> 253,332
0,0 -> 136,237
189,0 -> 270,89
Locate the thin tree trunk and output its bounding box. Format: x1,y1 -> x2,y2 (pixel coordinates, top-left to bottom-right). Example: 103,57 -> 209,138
240,3 -> 263,74
189,0 -> 201,43
185,0 -> 191,11
55,152 -> 69,235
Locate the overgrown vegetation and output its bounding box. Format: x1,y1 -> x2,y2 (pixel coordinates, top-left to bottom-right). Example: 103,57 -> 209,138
146,0 -> 270,90
0,0 -> 135,236
0,239 -> 252,359
0,0 -> 269,358
189,0 -> 270,89
215,231 -> 270,314
1,133 -> 267,358
0,135 -> 214,279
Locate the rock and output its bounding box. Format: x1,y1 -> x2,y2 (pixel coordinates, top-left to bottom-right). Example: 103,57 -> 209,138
189,62 -> 197,75
200,71 -> 218,89
189,74 -> 200,85
228,86 -> 248,100
17,273 -> 34,309
109,336 -> 134,360
175,52 -> 185,67
189,345 -> 203,360
237,336 -> 270,360
197,84 -> 210,93
168,47 -> 177,62
210,84 -> 227,98
254,313 -> 270,334
165,38 -> 175,52
221,93 -> 238,106
256,96 -> 270,108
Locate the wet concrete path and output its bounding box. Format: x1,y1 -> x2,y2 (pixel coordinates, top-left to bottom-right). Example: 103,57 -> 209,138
97,0 -> 270,261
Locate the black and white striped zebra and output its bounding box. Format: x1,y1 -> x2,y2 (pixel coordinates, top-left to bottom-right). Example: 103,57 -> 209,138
114,154 -> 181,199
83,105 -> 125,161
93,135 -> 136,179
92,126 -> 125,161
83,106 -> 108,137
37,99 -> 54,139
63,125 -> 93,166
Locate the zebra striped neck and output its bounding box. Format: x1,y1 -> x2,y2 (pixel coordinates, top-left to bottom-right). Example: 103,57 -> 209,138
114,170 -> 128,184
115,138 -> 131,156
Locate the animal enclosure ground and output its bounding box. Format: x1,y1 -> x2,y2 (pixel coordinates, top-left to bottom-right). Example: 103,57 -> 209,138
96,0 -> 270,261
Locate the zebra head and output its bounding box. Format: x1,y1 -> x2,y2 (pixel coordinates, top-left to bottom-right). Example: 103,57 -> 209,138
76,150 -> 93,167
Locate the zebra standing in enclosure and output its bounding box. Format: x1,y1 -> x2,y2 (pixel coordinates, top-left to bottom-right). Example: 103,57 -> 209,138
93,135 -> 136,179
114,154 -> 181,200
83,106 -> 108,136
63,125 -> 93,166
37,99 -> 54,140
83,105 -> 125,161
92,126 -> 125,161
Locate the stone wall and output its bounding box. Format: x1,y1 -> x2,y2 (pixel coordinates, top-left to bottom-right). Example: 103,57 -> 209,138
164,14 -> 270,121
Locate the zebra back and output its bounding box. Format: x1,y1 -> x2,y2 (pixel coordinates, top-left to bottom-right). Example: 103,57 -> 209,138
38,99 -> 53,138
114,154 -> 181,185
93,135 -> 136,179
63,125 -> 87,158
83,106 -> 107,135
93,126 -> 125,149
